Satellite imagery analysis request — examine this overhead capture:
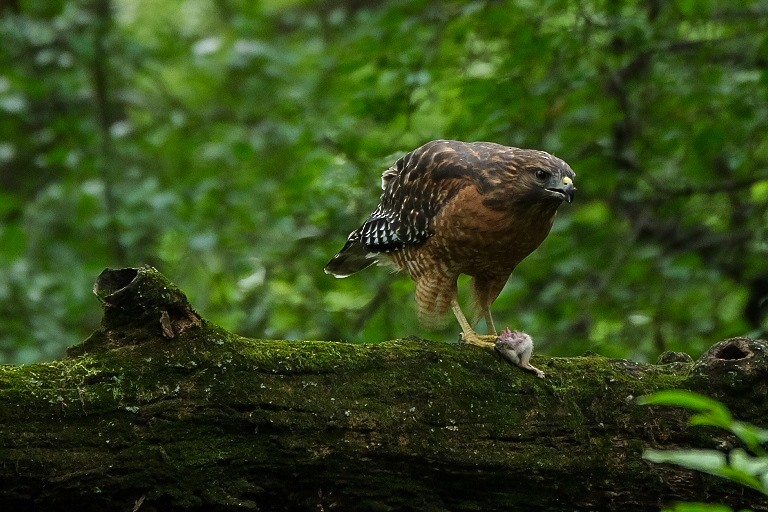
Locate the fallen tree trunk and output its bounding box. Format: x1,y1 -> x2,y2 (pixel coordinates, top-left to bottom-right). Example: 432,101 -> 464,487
0,266 -> 766,511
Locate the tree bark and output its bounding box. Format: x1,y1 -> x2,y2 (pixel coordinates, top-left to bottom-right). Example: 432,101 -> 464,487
0,266 -> 766,511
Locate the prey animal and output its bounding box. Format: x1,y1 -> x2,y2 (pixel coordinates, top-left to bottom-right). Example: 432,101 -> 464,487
325,140 -> 575,372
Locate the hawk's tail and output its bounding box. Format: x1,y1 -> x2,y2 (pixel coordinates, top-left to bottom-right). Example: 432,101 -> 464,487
324,239 -> 376,278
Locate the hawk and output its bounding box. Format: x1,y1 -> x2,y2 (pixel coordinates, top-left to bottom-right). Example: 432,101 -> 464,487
325,139 -> 575,350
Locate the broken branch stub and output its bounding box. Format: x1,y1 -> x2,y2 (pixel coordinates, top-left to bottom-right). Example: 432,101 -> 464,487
68,265 -> 202,356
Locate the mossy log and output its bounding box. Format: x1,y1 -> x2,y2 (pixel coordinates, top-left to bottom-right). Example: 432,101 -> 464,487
1,266 -> 767,511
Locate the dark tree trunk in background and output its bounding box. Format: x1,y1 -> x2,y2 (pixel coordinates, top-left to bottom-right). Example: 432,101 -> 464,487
90,0 -> 127,265
0,266 -> 766,511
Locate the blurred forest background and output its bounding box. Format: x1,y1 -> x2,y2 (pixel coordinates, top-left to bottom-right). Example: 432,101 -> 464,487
1,0 -> 767,365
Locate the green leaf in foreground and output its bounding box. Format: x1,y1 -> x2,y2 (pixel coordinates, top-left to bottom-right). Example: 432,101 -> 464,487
643,448 -> 764,492
637,390 -> 732,427
662,503 -> 744,512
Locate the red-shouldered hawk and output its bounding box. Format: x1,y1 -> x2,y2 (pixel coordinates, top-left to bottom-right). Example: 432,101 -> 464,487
325,139 -> 575,349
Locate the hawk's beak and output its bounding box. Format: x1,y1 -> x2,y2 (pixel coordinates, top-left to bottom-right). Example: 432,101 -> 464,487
546,176 -> 575,204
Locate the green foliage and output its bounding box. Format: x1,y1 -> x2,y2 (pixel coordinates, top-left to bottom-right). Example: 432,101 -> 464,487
639,390 -> 768,511
1,0 -> 767,363
662,505 -> 747,512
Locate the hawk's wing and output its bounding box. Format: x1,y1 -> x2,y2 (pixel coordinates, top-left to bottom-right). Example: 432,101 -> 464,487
325,140 -> 509,277
357,139 -> 497,252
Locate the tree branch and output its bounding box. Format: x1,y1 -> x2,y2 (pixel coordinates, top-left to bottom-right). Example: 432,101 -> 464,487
0,266 -> 766,511
641,175 -> 768,198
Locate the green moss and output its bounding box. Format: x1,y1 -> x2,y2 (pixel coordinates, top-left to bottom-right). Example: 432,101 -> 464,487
0,319 -> 736,511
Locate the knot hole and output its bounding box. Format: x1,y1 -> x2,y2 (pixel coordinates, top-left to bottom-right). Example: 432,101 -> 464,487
715,341 -> 752,361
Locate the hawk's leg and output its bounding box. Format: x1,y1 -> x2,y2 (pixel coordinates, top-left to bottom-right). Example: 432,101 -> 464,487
471,274 -> 507,337
483,309 -> 497,337
450,297 -> 497,348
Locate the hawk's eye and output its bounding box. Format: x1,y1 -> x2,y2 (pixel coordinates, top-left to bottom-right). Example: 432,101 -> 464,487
534,169 -> 550,181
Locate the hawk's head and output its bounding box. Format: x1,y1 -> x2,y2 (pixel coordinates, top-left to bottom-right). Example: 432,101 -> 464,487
480,147 -> 576,212
521,150 -> 576,205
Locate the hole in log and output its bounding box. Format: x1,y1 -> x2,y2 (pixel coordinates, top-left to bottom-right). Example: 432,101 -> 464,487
691,338 -> 765,387
94,267 -> 140,298
715,340 -> 751,361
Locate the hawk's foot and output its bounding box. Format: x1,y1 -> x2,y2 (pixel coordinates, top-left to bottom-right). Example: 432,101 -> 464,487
460,331 -> 497,349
